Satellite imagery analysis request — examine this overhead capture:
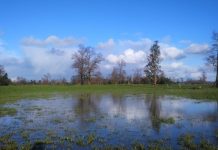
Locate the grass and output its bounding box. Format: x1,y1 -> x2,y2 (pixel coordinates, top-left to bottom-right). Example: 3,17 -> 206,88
0,84 -> 218,105
76,137 -> 85,146
178,133 -> 197,150
51,118 -> 62,124
159,117 -> 175,124
0,107 -> 17,116
85,117 -> 96,123
87,134 -> 96,144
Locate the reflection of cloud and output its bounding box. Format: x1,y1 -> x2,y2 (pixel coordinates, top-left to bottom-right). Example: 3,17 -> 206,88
102,96 -> 149,122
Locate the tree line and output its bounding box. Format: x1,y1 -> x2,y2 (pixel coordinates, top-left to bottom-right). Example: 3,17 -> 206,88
0,32 -> 218,87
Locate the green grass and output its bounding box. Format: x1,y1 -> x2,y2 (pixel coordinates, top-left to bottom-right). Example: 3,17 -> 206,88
0,84 -> 218,104
87,133 -> 96,144
152,117 -> 175,125
178,133 -> 197,150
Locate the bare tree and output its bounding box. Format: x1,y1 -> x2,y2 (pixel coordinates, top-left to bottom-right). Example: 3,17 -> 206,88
86,49 -> 103,84
207,32 -> 218,87
110,59 -> 126,84
117,59 -> 126,83
111,67 -> 119,84
72,45 -> 103,85
200,71 -> 207,83
16,76 -> 27,84
42,73 -> 51,84
132,68 -> 142,84
144,41 -> 162,86
72,46 -> 88,85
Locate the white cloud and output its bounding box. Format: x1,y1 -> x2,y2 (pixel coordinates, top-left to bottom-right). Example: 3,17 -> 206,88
22,35 -> 83,47
160,44 -> 185,60
106,54 -> 120,64
0,35 -> 215,81
186,43 -> 209,54
106,49 -> 146,64
162,61 -> 204,80
0,35 -> 81,80
169,62 -> 184,69
22,47 -> 73,75
97,38 -> 115,50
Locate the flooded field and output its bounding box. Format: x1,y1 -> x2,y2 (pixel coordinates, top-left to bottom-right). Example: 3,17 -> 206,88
0,93 -> 218,149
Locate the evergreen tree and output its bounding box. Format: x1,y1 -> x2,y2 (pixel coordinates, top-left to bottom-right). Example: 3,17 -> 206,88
144,41 -> 162,85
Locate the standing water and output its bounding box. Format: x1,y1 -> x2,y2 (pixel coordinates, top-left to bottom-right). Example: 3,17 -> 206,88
0,93 -> 217,149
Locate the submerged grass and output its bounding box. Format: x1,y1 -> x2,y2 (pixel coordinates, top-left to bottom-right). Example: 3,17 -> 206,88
0,84 -> 218,104
0,107 -> 17,116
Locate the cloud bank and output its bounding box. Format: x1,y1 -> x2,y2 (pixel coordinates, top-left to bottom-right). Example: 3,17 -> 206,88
0,36 -> 215,81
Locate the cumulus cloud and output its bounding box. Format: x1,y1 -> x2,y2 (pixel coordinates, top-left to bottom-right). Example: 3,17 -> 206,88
106,49 -> 146,64
186,43 -> 209,54
160,43 -> 185,60
22,35 -> 83,47
101,38 -> 185,65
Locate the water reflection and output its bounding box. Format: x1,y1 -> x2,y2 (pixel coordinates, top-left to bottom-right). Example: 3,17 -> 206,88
0,93 -> 217,148
147,94 -> 161,132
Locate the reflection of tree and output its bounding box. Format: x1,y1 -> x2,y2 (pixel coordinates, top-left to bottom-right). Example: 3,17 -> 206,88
147,94 -> 161,132
73,93 -> 101,127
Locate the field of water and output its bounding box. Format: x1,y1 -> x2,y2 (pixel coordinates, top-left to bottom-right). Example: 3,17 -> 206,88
0,93 -> 217,149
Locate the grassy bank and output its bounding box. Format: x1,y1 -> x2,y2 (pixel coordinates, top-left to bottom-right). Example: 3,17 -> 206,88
0,84 -> 218,104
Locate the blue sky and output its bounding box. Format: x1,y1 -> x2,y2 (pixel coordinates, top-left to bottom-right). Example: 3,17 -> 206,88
0,0 -> 218,81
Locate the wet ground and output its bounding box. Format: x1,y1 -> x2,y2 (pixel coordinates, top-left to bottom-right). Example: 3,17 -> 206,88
0,93 -> 218,149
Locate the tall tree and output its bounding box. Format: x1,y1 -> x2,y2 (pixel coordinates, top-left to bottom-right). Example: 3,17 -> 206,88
72,45 -> 103,85
144,41 -> 161,86
207,32 -> 218,87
